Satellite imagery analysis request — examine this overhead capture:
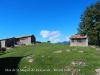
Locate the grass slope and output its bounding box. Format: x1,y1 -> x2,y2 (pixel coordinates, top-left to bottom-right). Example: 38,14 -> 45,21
0,43 -> 100,75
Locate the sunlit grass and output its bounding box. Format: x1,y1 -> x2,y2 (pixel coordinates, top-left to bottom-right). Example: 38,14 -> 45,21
0,43 -> 100,75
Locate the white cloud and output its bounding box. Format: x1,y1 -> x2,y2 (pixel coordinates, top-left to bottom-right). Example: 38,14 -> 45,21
49,31 -> 61,43
50,31 -> 61,36
40,30 -> 61,43
40,30 -> 50,38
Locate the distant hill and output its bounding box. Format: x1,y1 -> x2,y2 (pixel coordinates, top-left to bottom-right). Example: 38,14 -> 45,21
56,41 -> 69,44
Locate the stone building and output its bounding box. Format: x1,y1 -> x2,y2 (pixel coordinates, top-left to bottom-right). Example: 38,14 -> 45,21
0,34 -> 36,49
15,35 -> 36,45
69,35 -> 88,46
0,37 -> 16,48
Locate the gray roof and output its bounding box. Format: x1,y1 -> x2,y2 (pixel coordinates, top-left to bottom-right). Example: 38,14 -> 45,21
16,34 -> 33,38
70,35 -> 87,39
0,37 -> 15,41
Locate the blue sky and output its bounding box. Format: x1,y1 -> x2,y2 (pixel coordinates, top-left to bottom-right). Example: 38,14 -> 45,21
0,0 -> 98,42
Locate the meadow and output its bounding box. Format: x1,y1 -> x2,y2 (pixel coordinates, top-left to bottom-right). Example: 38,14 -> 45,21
0,43 -> 100,75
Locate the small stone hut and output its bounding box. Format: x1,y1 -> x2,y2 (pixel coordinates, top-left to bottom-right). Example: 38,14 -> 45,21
0,34 -> 36,49
69,35 -> 88,46
0,37 -> 16,48
15,34 -> 36,45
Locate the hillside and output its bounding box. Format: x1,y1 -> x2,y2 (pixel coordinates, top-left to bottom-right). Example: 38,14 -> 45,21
56,41 -> 69,44
0,43 -> 100,75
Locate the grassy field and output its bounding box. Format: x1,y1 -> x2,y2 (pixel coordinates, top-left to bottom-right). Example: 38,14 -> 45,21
0,43 -> 100,75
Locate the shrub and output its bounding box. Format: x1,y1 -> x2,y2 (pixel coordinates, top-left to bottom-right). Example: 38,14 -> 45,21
0,47 -> 6,52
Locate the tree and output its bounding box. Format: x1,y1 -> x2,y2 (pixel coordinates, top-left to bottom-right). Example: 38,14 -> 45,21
36,41 -> 41,43
47,41 -> 51,43
77,0 -> 100,46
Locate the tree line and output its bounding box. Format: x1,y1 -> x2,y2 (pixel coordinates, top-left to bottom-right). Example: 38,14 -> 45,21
77,0 -> 100,46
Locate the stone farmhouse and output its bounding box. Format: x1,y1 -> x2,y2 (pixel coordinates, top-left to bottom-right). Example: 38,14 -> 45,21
0,37 -> 16,48
0,34 -> 36,49
15,35 -> 36,45
69,35 -> 88,46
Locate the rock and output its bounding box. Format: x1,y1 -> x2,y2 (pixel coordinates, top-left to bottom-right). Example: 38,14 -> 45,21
90,45 -> 96,48
71,61 -> 87,66
53,50 -> 62,53
48,56 -> 50,57
42,56 -> 44,57
6,47 -> 12,50
26,56 -> 32,59
24,66 -> 27,68
95,68 -> 100,75
79,51 -> 84,53
78,62 -> 83,65
66,50 -> 70,52
14,45 -> 20,47
82,62 -> 88,66
71,62 -> 76,66
28,59 -> 34,63
96,48 -> 100,51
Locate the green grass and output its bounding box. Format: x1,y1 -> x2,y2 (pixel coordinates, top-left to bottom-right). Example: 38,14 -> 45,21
0,43 -> 100,75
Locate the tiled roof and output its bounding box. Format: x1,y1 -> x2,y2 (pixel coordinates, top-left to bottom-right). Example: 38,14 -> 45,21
0,34 -> 34,40
70,35 -> 87,39
17,34 -> 33,38
0,37 -> 15,41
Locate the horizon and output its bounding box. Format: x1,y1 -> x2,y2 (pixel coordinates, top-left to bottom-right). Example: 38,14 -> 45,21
0,0 -> 98,43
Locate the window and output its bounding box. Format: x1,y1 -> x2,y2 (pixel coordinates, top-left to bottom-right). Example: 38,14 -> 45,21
77,39 -> 86,43
71,39 -> 74,42
82,39 -> 86,42
74,40 -> 77,43
71,39 -> 86,43
77,39 -> 82,42
71,39 -> 77,43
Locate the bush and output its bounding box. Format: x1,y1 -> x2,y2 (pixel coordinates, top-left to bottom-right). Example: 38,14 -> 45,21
36,41 -> 41,43
0,48 -> 6,52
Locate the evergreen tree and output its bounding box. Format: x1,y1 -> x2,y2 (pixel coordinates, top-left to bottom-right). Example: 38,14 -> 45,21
77,0 -> 100,46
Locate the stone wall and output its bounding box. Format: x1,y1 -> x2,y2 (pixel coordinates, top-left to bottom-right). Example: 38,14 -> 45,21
1,40 -> 6,48
19,37 -> 32,45
0,35 -> 36,49
70,39 -> 88,47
